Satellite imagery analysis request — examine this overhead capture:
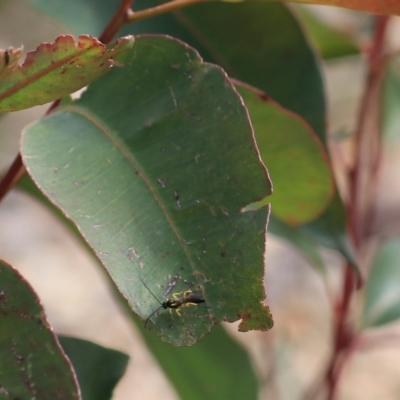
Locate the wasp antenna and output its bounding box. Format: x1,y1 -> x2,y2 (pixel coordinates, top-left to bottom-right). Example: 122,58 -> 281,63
145,305 -> 163,328
139,276 -> 162,306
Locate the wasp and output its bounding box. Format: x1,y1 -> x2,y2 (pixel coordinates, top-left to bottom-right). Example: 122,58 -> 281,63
140,275 -> 206,328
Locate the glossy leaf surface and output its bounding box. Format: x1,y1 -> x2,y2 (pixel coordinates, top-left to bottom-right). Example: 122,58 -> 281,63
22,36 -> 273,346
0,260 -> 80,400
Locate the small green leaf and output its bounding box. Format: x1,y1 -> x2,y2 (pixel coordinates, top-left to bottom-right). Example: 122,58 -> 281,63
22,36 -> 273,346
268,215 -> 326,274
237,85 -> 333,225
58,336 -> 129,400
299,194 -> 358,270
362,238 -> 400,328
0,35 -> 134,112
382,65 -> 400,142
295,6 -> 359,59
0,259 -> 80,400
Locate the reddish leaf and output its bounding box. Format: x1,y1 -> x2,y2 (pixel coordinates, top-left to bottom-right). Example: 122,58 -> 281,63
289,0 -> 400,16
0,34 -> 134,112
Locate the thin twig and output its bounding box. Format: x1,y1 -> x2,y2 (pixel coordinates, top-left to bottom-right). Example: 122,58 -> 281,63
0,0 -> 138,203
0,153 -> 25,202
323,15 -> 390,400
99,0 -> 134,44
348,16 -> 389,248
126,0 -> 209,24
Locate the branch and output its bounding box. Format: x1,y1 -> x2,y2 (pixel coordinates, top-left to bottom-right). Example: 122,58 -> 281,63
99,0 -> 134,44
126,0 -> 209,24
323,15 -> 390,400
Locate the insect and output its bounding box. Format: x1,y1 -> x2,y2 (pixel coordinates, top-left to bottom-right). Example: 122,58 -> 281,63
4,50 -> 9,66
140,275 -> 206,328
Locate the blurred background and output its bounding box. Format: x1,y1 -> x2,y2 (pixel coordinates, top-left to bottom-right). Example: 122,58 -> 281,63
1,1 -> 400,399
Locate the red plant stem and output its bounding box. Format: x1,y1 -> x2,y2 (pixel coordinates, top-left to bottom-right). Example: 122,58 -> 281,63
99,0 -> 134,44
0,0 -> 212,202
348,16 -> 389,248
325,16 -> 390,400
326,264 -> 355,400
0,153 -> 24,202
126,0 -> 209,24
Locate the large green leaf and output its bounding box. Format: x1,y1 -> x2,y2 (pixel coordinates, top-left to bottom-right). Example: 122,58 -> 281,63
21,36 -> 273,346
29,1 -> 326,142
362,238 -> 400,328
0,259 -> 80,400
129,1 -> 352,261
237,85 -> 333,225
58,336 -> 129,400
132,1 -> 327,142
16,177 -> 262,400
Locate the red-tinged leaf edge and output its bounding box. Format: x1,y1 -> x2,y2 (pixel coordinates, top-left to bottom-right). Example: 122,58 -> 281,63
0,34 -> 134,112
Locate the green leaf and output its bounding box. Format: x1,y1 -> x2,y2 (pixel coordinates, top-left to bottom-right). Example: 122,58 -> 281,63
299,194 -> 357,269
237,85 -> 333,225
0,259 -> 80,400
362,238 -> 400,328
58,336 -> 129,400
134,1 -> 327,142
382,64 -> 400,142
268,214 -> 326,274
17,175 -> 261,399
30,1 -> 327,141
138,323 -> 259,400
295,6 -> 359,59
21,36 -> 273,346
0,35 -> 134,112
